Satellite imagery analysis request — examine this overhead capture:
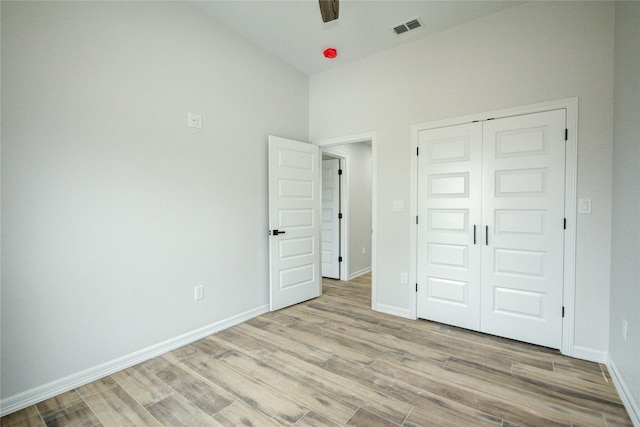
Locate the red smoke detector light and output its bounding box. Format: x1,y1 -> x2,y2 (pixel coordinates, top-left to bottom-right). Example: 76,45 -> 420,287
323,47 -> 338,59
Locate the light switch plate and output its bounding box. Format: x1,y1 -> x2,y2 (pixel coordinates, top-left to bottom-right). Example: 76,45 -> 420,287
400,273 -> 408,284
188,113 -> 202,129
578,198 -> 591,214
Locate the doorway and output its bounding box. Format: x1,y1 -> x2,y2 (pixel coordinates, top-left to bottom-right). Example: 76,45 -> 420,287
321,143 -> 372,281
316,132 -> 376,306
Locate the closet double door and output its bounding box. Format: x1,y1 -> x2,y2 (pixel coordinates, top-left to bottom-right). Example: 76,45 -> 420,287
417,110 -> 566,349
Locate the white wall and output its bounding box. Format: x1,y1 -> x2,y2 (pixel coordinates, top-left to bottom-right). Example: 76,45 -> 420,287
0,1 -> 308,406
310,2 -> 615,354
610,2 -> 640,421
323,143 -> 372,278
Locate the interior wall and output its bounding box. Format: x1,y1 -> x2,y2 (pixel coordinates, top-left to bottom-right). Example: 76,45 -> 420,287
610,1 -> 640,420
0,1 -> 308,402
309,1 -> 615,354
323,143 -> 372,278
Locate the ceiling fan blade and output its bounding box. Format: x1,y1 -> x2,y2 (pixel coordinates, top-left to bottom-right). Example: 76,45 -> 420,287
319,0 -> 339,23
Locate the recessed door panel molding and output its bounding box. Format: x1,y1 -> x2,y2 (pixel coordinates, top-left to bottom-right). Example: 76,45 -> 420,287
493,287 -> 545,319
279,264 -> 315,290
428,243 -> 468,270
279,237 -> 314,260
428,172 -> 469,198
278,209 -> 314,229
278,147 -> 315,171
278,179 -> 314,199
495,126 -> 549,158
416,108 -> 567,349
428,209 -> 469,233
495,210 -> 546,235
494,248 -> 545,277
427,277 -> 468,306
428,136 -> 470,164
495,168 -> 547,197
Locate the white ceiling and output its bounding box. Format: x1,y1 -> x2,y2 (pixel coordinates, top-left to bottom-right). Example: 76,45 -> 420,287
193,1 -> 522,75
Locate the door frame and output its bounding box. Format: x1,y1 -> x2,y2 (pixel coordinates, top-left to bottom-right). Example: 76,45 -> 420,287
409,98 -> 578,356
314,132 -> 377,306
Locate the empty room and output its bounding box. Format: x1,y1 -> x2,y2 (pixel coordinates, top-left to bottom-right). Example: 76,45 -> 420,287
1,1 -> 638,426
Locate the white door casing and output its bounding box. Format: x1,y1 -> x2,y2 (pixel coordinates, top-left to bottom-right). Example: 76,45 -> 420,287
322,158 -> 340,279
417,122 -> 483,330
268,136 -> 321,311
415,109 -> 567,349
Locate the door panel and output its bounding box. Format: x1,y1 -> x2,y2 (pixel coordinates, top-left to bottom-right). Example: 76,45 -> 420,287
321,159 -> 340,279
481,109 -> 566,348
417,122 -> 482,330
268,136 -> 321,311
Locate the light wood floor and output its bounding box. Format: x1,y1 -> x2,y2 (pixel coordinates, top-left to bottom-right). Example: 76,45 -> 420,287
2,274 -> 633,427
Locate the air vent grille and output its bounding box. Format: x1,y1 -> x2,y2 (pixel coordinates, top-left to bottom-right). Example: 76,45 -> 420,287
393,24 -> 409,35
406,19 -> 421,30
393,18 -> 422,36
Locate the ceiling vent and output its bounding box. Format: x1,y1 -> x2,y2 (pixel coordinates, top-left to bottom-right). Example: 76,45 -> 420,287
393,18 -> 422,36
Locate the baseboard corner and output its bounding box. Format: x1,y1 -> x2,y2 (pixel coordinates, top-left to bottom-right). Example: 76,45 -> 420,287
608,358 -> 640,426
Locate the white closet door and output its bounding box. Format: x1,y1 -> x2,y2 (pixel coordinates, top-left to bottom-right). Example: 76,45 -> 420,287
417,123 -> 483,330
480,110 -> 566,348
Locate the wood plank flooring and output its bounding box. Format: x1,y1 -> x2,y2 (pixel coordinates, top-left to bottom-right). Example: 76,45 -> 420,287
1,274 -> 633,426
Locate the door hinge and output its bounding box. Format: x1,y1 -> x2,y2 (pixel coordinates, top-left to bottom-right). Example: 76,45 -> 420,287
563,218 -> 567,230
565,129 -> 568,141
338,256 -> 343,263
338,213 -> 343,219
416,216 -> 419,225
338,169 -> 343,175
416,283 -> 418,292
416,147 -> 419,156
562,306 -> 565,318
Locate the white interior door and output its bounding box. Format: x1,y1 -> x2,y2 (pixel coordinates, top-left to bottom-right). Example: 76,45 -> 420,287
268,136 -> 321,311
322,158 -> 340,279
416,109 -> 566,349
417,123 -> 483,330
480,110 -> 566,348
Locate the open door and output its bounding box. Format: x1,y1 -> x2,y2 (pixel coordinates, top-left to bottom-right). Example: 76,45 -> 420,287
321,158 -> 341,279
268,136 -> 322,311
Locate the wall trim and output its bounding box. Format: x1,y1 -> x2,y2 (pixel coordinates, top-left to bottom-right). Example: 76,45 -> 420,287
0,304 -> 269,417
374,303 -> 411,319
609,358 -> 640,426
572,346 -> 608,363
409,98 -> 579,356
349,267 -> 372,281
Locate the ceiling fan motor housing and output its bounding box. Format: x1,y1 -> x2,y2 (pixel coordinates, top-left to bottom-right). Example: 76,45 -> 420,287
319,0 -> 339,23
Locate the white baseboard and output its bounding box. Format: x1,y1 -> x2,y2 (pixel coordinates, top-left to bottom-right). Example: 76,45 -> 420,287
348,267 -> 371,281
608,358 -> 640,426
571,345 -> 609,363
373,303 -> 411,319
0,304 -> 269,417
